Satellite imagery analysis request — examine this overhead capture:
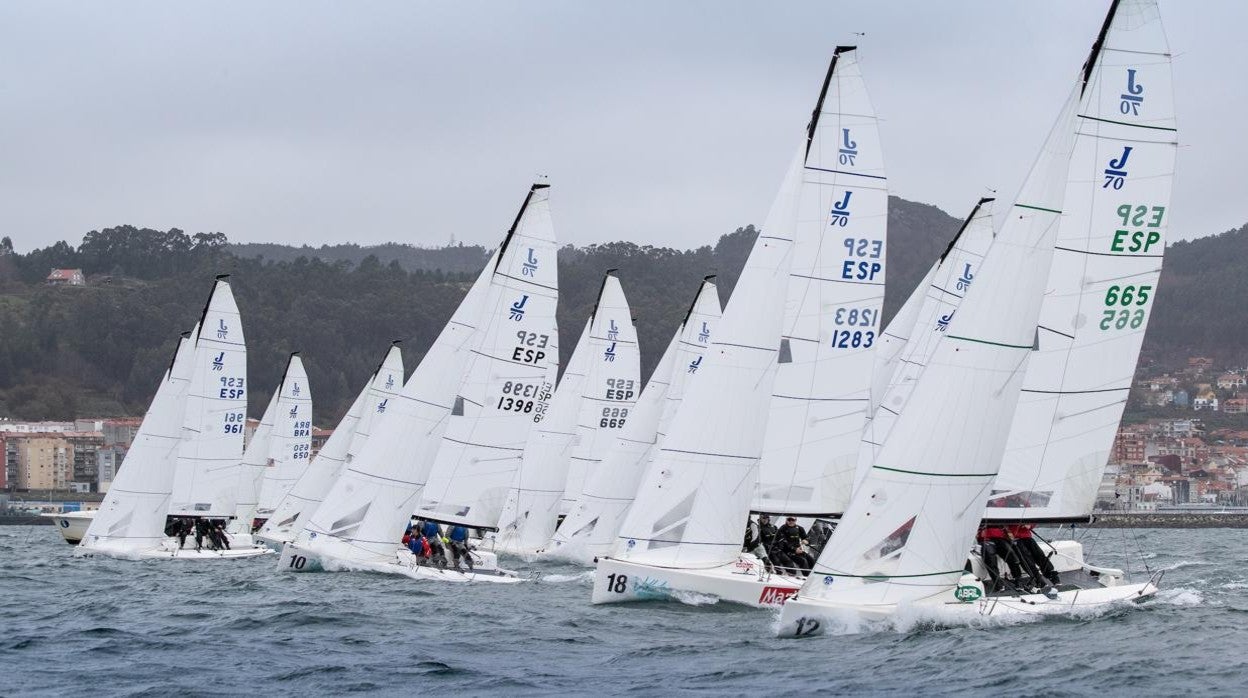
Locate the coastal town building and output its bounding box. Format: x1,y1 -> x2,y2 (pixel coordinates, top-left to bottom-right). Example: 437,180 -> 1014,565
45,268 -> 85,286
11,436 -> 73,490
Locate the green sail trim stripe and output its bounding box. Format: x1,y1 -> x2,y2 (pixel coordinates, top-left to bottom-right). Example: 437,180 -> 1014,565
816,569 -> 968,579
1078,114 -> 1178,132
946,334 -> 1034,350
872,465 -> 999,478
1014,203 -> 1062,215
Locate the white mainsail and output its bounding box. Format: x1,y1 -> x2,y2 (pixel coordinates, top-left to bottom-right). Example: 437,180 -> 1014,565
852,199 -> 996,492
229,388 -> 278,532
549,277 -> 720,560
415,186 -> 561,530
79,330 -> 195,553
987,0 -> 1176,523
494,319 -> 592,555
254,354 -> 313,520
259,343 -> 403,541
297,184 -> 553,565
169,276 -> 249,518
789,81 -> 1081,611
754,46 -> 889,517
612,148 -> 801,568
559,272 -> 641,514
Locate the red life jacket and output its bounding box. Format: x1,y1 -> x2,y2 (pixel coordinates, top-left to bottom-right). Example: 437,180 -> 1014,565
979,526 -> 1008,541
421,538 -> 432,557
402,532 -> 411,545
1009,524 -> 1034,539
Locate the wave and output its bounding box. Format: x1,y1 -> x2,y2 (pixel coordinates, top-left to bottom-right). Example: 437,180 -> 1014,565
540,570 -> 594,584
1155,587 -> 1203,606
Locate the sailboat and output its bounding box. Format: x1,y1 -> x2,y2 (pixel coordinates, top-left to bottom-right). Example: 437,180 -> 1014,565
556,272 -> 641,521
281,183 -> 557,583
412,190 -> 562,554
592,46 -> 882,608
79,277 -> 271,559
546,277 -> 720,563
255,343 -> 404,551
777,0 -> 1172,634
494,319 -> 592,557
978,0 -> 1176,603
229,353 -> 312,539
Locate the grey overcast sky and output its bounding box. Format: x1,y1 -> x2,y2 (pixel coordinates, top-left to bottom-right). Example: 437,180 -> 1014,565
0,1 -> 1241,253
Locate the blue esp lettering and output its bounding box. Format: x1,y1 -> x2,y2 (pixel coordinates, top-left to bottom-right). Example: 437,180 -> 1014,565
841,261 -> 882,281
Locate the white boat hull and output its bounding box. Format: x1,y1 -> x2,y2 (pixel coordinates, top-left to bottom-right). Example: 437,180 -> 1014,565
279,542 -> 523,584
253,531 -> 293,552
75,536 -> 274,560
775,573 -> 1162,637
43,511 -> 96,545
591,555 -> 804,607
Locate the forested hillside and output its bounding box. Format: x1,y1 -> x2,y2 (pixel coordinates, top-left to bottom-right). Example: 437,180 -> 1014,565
0,199 -> 1241,424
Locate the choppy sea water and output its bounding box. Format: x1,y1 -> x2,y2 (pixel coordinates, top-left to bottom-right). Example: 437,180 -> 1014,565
1,526 -> 1244,696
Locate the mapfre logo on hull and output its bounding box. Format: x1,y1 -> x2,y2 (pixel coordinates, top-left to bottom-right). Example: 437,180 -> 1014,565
759,586 -> 798,606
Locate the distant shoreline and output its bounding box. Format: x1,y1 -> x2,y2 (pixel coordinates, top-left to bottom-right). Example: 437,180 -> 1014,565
1088,512 -> 1248,529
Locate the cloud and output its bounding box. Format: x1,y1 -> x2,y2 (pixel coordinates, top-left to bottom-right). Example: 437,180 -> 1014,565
0,1 -> 1240,252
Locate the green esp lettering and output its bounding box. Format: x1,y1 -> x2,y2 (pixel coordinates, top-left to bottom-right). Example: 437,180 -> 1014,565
1110,229 -> 1162,254
1116,204 -> 1166,228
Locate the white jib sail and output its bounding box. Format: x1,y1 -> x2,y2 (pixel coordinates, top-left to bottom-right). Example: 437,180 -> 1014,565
80,330 -> 196,553
169,276 -> 249,518
863,263 -> 937,433
260,343 -> 403,539
612,149 -> 801,568
559,273 -> 641,514
987,0 -> 1176,523
296,247 -> 494,564
796,83 -> 1082,609
755,46 -> 889,517
255,354 -> 313,518
494,319 -> 592,555
229,387 -> 278,531
414,186 -> 561,530
852,198 -> 996,493
549,277 -> 721,560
